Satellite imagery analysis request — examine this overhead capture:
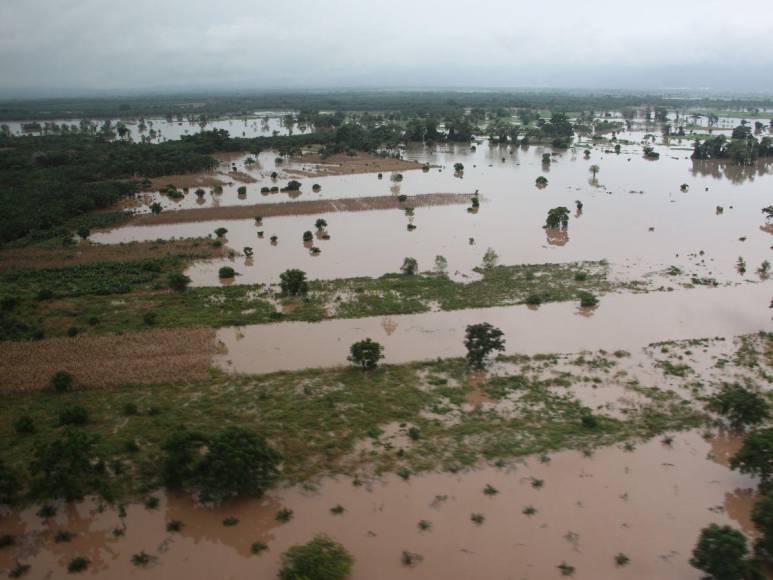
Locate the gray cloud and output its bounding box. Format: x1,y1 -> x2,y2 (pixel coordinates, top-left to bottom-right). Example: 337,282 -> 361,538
1,0 -> 772,96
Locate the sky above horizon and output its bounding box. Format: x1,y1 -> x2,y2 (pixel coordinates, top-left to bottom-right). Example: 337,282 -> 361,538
2,0 -> 772,96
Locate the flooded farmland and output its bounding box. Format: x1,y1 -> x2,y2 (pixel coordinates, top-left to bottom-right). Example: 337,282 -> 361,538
0,431 -> 760,579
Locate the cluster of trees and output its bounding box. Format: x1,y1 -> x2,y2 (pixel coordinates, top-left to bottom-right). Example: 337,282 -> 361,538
692,125 -> 773,164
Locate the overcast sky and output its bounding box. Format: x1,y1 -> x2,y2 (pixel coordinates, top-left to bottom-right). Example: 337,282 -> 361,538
1,0 -> 772,96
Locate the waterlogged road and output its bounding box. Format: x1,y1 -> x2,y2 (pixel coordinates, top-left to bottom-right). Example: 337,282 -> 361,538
215,283 -> 772,374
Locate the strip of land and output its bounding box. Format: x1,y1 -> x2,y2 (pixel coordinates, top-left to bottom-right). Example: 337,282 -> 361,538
286,152 -> 425,177
129,193 -> 475,225
0,327 -> 217,391
0,238 -> 224,270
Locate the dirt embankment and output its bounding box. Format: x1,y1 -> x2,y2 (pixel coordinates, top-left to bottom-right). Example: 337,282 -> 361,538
0,238 -> 224,270
0,327 -> 218,391
129,193 -> 475,225
287,152 -> 426,177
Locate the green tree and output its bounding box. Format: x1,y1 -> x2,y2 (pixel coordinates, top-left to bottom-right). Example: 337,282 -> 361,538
279,534 -> 353,580
481,247 -> 498,270
280,269 -> 308,296
464,323 -> 506,369
535,176 -> 548,187
29,430 -> 103,501
545,207 -> 570,229
708,384 -> 769,430
401,257 -> 418,275
348,338 -> 384,369
161,429 -> 207,490
589,164 -> 600,178
0,460 -> 21,505
731,428 -> 773,484
197,427 -> 281,501
752,495 -> 773,559
690,524 -> 756,580
315,218 -> 328,230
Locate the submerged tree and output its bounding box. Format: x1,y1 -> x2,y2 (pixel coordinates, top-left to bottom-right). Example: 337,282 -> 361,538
545,207 -> 570,229
464,323 -> 505,369
690,524 -> 757,580
279,534 -> 353,580
401,257 -> 418,276
730,427 -> 773,484
708,384 -> 769,430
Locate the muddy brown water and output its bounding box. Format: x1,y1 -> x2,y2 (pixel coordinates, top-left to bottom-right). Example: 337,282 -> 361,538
91,140 -> 773,287
0,431 -> 760,579
215,284 -> 772,374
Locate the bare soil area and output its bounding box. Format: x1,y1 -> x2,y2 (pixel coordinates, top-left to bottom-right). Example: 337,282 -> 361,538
287,152 -> 426,176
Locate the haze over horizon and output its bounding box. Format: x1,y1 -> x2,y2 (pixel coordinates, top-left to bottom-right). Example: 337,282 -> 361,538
1,0 -> 773,97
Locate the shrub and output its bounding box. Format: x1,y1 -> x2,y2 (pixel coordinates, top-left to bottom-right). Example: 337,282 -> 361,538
581,414 -> 598,429
276,508 -> 294,523
67,557 -> 89,573
58,405 -> 89,426
214,227 -> 228,238
168,273 -> 191,292
218,266 -> 236,278
122,403 -> 139,416
574,272 -> 588,282
13,415 -> 35,435
237,186 -> 247,195
481,248 -> 498,270
303,230 -> 313,242
279,534 -> 353,580
752,494 -> 773,559
142,311 -> 157,326
578,292 -> 599,308
284,180 -> 302,191
315,218 -> 327,230
0,461 -> 21,505
348,338 -> 384,370
536,176 -> 548,187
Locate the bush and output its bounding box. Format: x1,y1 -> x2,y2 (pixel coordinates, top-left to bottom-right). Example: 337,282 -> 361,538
578,292 -> 599,308
29,430 -> 103,502
51,371 -> 73,392
303,230 -> 314,242
218,266 -> 236,279
13,415 -> 35,435
168,272 -> 191,292
214,227 -> 228,238
280,269 -> 308,296
348,338 -> 384,370
545,206 -> 570,229
122,403 -> 139,416
58,405 -> 89,426
237,186 -> 247,195
67,557 -> 89,573
279,534 -> 353,580
142,311 -> 157,326
0,460 -> 21,505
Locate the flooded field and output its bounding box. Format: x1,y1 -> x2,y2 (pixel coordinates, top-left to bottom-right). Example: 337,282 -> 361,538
215,284 -> 772,374
91,136 -> 773,286
0,430 -> 759,579
3,114 -> 304,141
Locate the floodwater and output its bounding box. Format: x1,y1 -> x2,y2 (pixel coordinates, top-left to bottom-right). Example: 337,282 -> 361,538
214,283 -> 772,374
0,431 -> 759,579
2,114 -> 303,141
90,137 -> 773,286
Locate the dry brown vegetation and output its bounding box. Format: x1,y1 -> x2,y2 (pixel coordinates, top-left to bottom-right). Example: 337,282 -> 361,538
0,327 -> 217,391
287,152 -> 425,177
0,238 -> 224,270
129,193 -> 475,225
